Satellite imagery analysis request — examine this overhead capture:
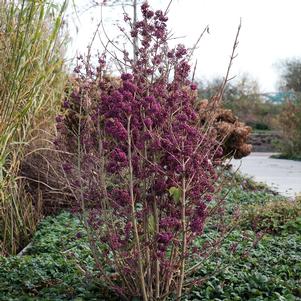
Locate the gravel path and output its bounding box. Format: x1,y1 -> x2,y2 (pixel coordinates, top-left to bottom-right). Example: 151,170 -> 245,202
232,152 -> 301,198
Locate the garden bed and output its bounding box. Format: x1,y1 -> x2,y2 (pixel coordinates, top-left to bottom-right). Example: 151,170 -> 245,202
1,174 -> 300,301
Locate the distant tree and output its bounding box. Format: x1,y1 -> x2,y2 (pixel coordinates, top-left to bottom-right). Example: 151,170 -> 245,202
198,75 -> 280,131
278,98 -> 301,159
277,58 -> 301,159
199,74 -> 261,104
278,58 -> 301,92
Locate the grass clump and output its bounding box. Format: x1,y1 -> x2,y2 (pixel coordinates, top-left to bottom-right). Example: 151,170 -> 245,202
0,0 -> 67,255
241,199 -> 301,233
270,153 -> 301,161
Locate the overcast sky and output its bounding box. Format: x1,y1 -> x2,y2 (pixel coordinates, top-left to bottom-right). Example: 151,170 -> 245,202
67,0 -> 301,92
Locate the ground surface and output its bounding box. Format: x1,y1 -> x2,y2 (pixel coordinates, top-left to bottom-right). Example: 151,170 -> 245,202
1,174 -> 301,300
232,152 -> 301,198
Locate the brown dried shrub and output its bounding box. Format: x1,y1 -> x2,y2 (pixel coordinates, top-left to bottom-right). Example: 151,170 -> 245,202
198,99 -> 252,159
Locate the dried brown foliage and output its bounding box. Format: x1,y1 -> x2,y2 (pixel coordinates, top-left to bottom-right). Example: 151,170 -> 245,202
198,99 -> 252,159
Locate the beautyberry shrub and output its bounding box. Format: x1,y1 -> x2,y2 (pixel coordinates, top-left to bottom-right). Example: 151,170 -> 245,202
55,3 -> 231,300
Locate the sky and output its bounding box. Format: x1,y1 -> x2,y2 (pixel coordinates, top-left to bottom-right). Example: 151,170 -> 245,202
66,0 -> 301,92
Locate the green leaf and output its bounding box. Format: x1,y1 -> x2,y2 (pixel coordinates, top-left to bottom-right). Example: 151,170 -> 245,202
168,186 -> 182,202
147,214 -> 156,235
